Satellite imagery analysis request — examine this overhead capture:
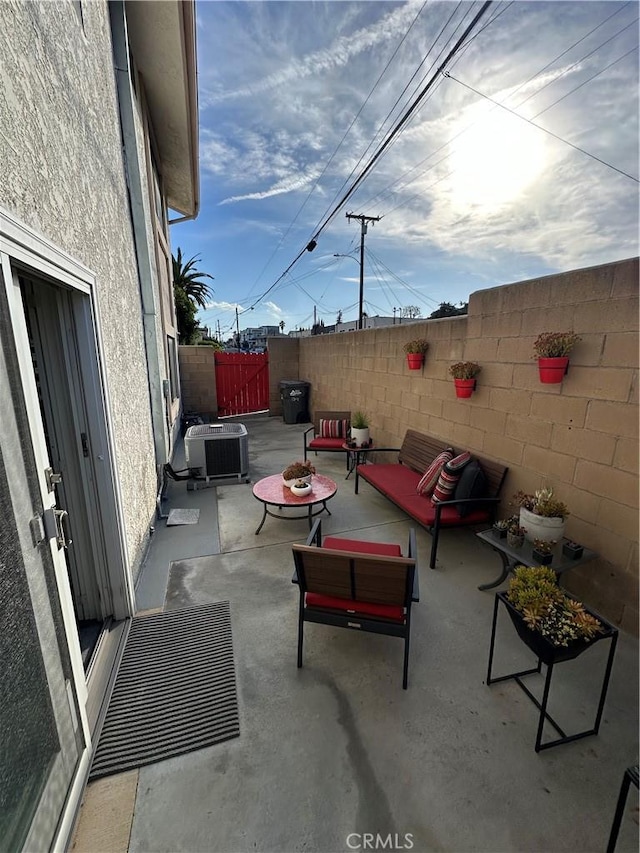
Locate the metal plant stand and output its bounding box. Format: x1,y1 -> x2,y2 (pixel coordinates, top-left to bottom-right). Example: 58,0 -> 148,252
486,592 -> 618,752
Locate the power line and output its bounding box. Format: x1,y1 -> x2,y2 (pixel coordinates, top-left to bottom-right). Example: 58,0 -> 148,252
248,1 -> 494,312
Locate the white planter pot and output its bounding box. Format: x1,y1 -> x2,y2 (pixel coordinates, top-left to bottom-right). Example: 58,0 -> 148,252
351,427 -> 370,447
519,507 -> 565,544
290,482 -> 312,496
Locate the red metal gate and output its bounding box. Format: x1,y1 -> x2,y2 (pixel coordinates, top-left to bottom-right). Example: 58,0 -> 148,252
214,352 -> 269,417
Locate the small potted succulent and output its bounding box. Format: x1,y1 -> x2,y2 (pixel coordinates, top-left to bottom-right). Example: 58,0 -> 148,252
403,339 -> 429,370
533,331 -> 581,383
449,362 -> 481,398
512,487 -> 569,543
563,539 -> 584,560
493,519 -> 509,539
532,538 -> 557,565
506,517 -> 526,549
282,460 -> 315,488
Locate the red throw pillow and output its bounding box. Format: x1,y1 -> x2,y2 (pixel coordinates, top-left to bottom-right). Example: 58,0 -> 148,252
432,451 -> 472,503
319,418 -> 348,438
416,450 -> 453,496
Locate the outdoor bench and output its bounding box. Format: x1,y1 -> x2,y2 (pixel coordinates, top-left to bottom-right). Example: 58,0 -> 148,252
354,429 -> 509,569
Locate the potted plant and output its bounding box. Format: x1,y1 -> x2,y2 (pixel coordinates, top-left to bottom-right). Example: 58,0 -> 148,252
282,460 -> 315,488
290,479 -> 313,496
512,487 -> 569,543
493,518 -> 509,539
532,538 -> 557,565
533,331 -> 581,383
502,565 -> 604,664
563,539 -> 584,560
403,339 -> 429,370
449,362 -> 481,398
350,411 -> 370,447
506,517 -> 526,549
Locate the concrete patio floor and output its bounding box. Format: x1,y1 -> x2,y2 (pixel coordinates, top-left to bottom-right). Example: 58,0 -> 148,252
73,413 -> 639,853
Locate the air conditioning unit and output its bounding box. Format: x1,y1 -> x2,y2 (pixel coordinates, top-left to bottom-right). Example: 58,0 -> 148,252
184,423 -> 249,483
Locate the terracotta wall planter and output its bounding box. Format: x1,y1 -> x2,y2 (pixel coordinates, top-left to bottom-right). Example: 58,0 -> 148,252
538,357 -> 569,383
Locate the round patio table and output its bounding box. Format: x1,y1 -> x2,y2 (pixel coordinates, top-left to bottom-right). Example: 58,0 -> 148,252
252,473 -> 337,534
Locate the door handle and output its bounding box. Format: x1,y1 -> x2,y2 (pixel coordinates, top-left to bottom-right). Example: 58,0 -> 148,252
44,507 -> 73,549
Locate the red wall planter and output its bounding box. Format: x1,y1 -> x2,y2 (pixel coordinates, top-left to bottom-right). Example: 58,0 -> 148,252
538,357 -> 569,383
453,378 -> 476,398
406,354 -> 424,370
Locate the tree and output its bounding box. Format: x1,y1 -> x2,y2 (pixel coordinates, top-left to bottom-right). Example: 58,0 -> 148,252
429,301 -> 468,319
336,310 -> 343,324
279,320 -> 286,334
172,249 -> 214,344
402,306 -> 422,319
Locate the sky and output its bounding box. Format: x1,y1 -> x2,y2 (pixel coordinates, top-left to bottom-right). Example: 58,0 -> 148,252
170,0 -> 639,340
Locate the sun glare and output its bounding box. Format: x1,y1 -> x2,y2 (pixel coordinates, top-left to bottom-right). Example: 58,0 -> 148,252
448,107 -> 547,210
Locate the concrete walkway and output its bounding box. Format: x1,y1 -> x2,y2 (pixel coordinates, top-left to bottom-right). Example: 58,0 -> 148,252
73,413 -> 639,853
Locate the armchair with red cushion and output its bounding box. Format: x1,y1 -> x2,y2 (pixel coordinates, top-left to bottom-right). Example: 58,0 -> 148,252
303,410 -> 351,466
292,519 -> 419,688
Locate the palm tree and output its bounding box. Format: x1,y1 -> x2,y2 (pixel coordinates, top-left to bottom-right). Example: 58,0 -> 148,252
279,320 -> 285,334
172,248 -> 214,309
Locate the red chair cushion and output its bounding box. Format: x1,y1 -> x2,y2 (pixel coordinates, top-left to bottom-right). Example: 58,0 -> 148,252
322,537 -> 402,557
305,592 -> 404,622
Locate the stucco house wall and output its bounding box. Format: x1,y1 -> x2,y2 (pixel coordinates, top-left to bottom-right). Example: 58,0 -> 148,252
0,1 -> 158,571
288,257 -> 638,631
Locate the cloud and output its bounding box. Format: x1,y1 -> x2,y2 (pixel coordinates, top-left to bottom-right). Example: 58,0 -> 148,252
219,170 -> 320,205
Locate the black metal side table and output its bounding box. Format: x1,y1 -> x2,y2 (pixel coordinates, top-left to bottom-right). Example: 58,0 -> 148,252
606,764 -> 639,853
486,591 -> 618,752
341,442 -> 376,480
476,528 -> 598,591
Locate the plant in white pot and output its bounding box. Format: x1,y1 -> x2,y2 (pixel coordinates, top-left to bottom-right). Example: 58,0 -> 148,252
350,410 -> 370,447
512,487 -> 569,543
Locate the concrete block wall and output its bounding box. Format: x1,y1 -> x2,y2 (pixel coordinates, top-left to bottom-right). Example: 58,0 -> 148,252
295,257 -> 639,632
178,346 -> 218,421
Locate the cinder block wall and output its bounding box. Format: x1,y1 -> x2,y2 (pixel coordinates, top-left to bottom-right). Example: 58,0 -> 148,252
296,257 -> 639,631
178,346 -> 218,421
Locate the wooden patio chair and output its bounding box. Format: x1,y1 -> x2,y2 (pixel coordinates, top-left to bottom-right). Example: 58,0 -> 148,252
303,410 -> 351,467
292,519 -> 419,688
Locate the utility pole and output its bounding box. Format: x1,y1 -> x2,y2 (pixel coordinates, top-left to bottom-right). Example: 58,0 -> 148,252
346,212 -> 380,330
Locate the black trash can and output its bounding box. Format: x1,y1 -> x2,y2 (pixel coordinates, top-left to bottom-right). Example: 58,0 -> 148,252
279,379 -> 310,424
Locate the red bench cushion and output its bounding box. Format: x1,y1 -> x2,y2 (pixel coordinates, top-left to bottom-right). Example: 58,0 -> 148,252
393,494 -> 490,527
305,593 -> 405,622
357,463 -> 420,497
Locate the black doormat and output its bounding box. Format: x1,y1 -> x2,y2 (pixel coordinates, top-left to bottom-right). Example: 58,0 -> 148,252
90,602 -> 239,780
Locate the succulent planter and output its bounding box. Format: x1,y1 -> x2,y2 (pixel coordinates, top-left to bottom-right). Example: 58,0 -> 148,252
563,541 -> 584,560
506,532 -> 524,549
532,548 -> 553,565
519,507 -> 565,543
493,523 -> 508,539
406,353 -> 424,370
290,481 -> 313,496
537,357 -> 569,384
499,592 -> 602,666
453,378 -> 476,398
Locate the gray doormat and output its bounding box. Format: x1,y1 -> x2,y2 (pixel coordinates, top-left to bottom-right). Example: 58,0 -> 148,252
166,508 -> 200,525
90,602 -> 239,780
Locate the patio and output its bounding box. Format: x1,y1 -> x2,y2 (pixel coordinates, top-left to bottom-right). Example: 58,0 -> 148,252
73,413 -> 639,853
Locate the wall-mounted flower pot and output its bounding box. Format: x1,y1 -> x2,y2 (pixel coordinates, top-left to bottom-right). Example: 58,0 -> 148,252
406,354 -> 424,370
453,378 -> 476,398
538,357 -> 569,383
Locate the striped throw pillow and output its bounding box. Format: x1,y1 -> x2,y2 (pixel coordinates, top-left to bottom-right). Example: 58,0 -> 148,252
416,449 -> 454,496
319,418 -> 348,438
432,451 -> 473,503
